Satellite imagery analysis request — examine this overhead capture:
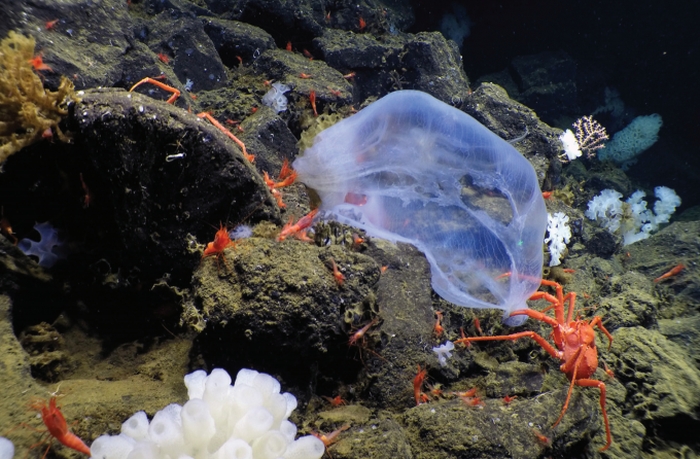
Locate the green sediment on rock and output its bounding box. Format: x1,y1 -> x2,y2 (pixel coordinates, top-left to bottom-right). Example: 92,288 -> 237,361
0,31 -> 79,163
297,112 -> 344,153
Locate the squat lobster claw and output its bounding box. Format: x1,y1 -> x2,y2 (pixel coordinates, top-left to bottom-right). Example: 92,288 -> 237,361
456,279 -> 614,451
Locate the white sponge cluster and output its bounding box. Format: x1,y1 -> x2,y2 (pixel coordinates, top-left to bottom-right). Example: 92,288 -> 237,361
90,368 -> 325,459
0,437 -> 14,459
586,186 -> 681,246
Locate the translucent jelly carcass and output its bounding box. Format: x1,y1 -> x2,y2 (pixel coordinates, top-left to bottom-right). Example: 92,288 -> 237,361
293,90 -> 547,325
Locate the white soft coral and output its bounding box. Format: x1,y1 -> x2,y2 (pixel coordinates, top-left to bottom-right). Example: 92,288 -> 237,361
559,129 -> 582,161
545,212 -> 572,267
261,82 -> 291,113
585,189 -> 624,232
586,187 -> 681,246
432,341 -> 455,367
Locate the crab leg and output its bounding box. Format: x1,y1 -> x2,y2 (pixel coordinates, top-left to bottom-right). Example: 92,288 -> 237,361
553,346 -> 585,428
588,316 -> 614,350
575,378 -> 611,451
455,330 -> 561,360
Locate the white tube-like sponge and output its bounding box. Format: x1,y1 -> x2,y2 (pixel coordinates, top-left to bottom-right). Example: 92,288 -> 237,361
234,368 -> 258,386
250,372 -> 281,398
282,435 -> 325,459
148,405 -> 184,456
279,420 -> 297,442
184,369 -> 208,399
204,369 -> 232,426
0,437 -> 14,459
283,392 -> 297,419
251,430 -> 289,459
181,399 -> 216,451
204,369 -> 231,400
124,442 -> 159,459
121,411 -> 149,441
91,434 -> 135,459
213,438 -> 252,459
91,369 -> 321,459
261,83 -> 291,114
264,392 -> 289,426
231,383 -> 264,412
232,407 -> 274,442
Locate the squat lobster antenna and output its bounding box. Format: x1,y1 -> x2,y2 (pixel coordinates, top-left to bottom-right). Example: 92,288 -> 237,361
48,383 -> 65,398
129,77 -> 180,104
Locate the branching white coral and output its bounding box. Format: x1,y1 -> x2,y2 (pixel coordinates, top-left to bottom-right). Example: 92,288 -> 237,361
544,212 -> 572,266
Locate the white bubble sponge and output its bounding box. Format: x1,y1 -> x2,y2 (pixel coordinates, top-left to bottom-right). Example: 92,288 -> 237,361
89,369 -> 324,459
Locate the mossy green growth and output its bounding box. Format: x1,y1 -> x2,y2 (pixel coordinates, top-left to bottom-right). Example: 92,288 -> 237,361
0,31 -> 79,163
297,112 -> 344,153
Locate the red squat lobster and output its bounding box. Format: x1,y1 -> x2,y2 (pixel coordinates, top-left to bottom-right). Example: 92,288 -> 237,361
29,397 -> 91,458
202,223 -> 237,271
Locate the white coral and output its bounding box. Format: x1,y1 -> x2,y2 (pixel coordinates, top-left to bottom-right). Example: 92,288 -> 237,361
545,212 -> 571,267
558,129 -> 582,161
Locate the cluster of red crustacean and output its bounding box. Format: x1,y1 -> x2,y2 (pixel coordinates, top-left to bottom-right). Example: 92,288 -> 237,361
413,263 -> 685,451
126,78 -> 323,268
451,278 -> 615,451
182,80 -> 614,448
263,159 -> 297,209
127,76 -> 676,455
412,276 -> 617,451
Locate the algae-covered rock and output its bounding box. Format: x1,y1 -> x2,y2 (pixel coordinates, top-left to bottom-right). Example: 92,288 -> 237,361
0,31 -> 78,163
328,417 -> 412,459
401,393 -> 598,459
186,236 -> 382,386
659,314 -> 700,370
610,326 -> 700,421
598,271 -> 659,329
624,220 -> 700,309
71,88 -> 278,284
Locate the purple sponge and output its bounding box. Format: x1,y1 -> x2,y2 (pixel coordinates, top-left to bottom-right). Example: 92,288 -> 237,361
18,222 -> 66,268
